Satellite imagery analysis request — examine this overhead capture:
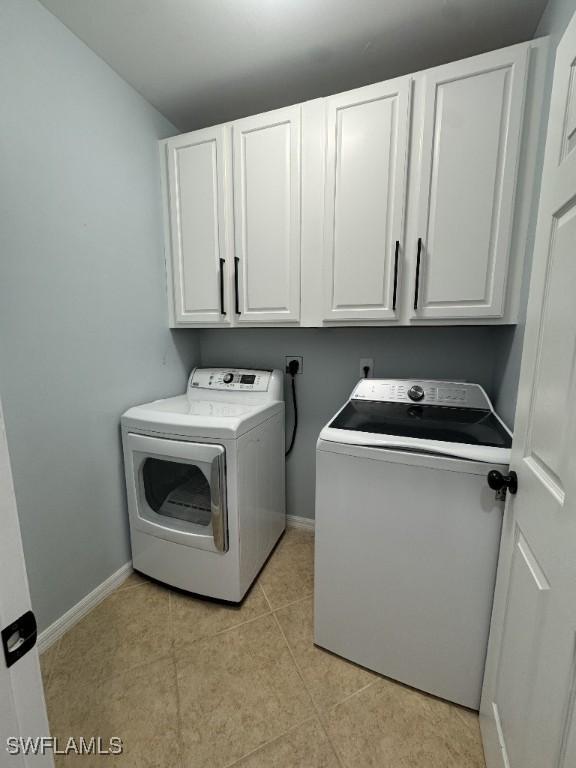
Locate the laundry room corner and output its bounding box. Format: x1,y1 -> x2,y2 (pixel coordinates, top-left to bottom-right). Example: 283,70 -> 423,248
0,0 -> 201,633
4,0 -> 576,764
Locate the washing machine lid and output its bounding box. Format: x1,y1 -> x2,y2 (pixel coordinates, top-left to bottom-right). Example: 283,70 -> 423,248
121,395 -> 283,439
329,400 -> 511,447
320,379 -> 512,464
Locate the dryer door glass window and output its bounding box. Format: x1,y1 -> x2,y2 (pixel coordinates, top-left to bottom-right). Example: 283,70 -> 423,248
136,442 -> 228,553
143,459 -> 212,526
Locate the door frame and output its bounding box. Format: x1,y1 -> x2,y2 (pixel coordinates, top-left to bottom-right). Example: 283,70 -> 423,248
0,395 -> 53,766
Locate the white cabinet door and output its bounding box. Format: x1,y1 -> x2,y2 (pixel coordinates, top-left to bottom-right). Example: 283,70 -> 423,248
232,106 -> 301,323
410,44 -> 529,320
165,127 -> 231,324
323,78 -> 411,321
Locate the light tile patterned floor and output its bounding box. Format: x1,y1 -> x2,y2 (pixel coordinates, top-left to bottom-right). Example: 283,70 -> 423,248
42,528 -> 486,767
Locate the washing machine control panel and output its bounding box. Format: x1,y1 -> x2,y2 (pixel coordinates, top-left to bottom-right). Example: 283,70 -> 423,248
188,368 -> 272,392
351,379 -> 490,409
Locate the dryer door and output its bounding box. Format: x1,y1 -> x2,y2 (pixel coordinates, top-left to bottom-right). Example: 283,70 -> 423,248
125,433 -> 228,553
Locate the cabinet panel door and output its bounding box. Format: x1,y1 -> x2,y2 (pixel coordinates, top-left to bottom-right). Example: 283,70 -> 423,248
411,45 -> 529,319
166,127 -> 231,324
232,106 -> 301,323
323,78 -> 411,321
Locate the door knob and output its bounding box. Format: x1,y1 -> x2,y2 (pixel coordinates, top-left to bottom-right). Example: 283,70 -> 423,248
487,469 -> 518,495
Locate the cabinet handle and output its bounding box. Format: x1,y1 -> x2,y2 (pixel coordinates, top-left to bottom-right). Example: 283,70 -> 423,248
392,240 -> 400,311
234,257 -> 240,315
413,237 -> 422,311
219,258 -> 226,315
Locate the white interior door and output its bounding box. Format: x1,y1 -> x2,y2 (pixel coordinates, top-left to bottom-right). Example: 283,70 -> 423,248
0,396 -> 52,766
411,43 -> 529,320
323,77 -> 411,321
165,126 -> 231,324
232,106 -> 301,323
481,14 -> 576,768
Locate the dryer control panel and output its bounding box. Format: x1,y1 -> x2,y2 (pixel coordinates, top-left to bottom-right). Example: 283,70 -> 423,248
188,368 -> 272,392
351,379 -> 491,410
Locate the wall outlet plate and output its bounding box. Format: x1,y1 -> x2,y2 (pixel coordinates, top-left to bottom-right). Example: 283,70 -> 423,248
360,358 -> 374,378
285,356 -> 303,374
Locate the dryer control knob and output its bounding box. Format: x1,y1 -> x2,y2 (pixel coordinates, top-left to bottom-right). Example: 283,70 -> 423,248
408,385 -> 425,402
223,373 -> 234,384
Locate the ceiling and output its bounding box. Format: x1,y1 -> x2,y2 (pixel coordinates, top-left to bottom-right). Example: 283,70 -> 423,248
39,0 -> 547,131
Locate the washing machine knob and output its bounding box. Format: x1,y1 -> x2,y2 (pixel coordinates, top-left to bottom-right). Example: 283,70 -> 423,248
408,385 -> 425,402
223,373 -> 234,384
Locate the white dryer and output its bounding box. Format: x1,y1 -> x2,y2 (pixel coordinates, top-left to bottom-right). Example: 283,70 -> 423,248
121,368 -> 285,601
314,378 -> 512,709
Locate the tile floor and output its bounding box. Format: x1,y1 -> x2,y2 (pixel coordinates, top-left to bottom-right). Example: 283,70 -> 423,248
41,528 -> 486,767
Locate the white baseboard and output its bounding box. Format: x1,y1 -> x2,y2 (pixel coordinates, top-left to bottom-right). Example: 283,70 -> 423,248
38,518 -> 312,653
37,561 -> 133,653
286,514 -> 315,531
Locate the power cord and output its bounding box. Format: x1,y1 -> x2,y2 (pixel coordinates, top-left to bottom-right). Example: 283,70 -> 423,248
285,359 -> 299,456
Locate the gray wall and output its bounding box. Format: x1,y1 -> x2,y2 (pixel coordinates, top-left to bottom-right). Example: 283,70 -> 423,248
200,327 -> 504,520
493,0 -> 576,426
0,0 -> 198,631
537,0 -> 576,45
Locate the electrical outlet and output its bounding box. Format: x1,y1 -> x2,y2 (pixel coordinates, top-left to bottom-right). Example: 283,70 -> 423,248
360,358 -> 374,378
285,356 -> 303,374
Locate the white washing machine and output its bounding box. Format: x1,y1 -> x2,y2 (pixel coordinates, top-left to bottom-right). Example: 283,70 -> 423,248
314,378 -> 512,709
121,368 -> 285,602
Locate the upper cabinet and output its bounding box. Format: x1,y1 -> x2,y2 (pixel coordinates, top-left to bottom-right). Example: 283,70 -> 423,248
232,106 -> 301,323
164,126 -> 231,325
323,78 -> 411,322
160,39 -> 547,327
409,45 -> 529,320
